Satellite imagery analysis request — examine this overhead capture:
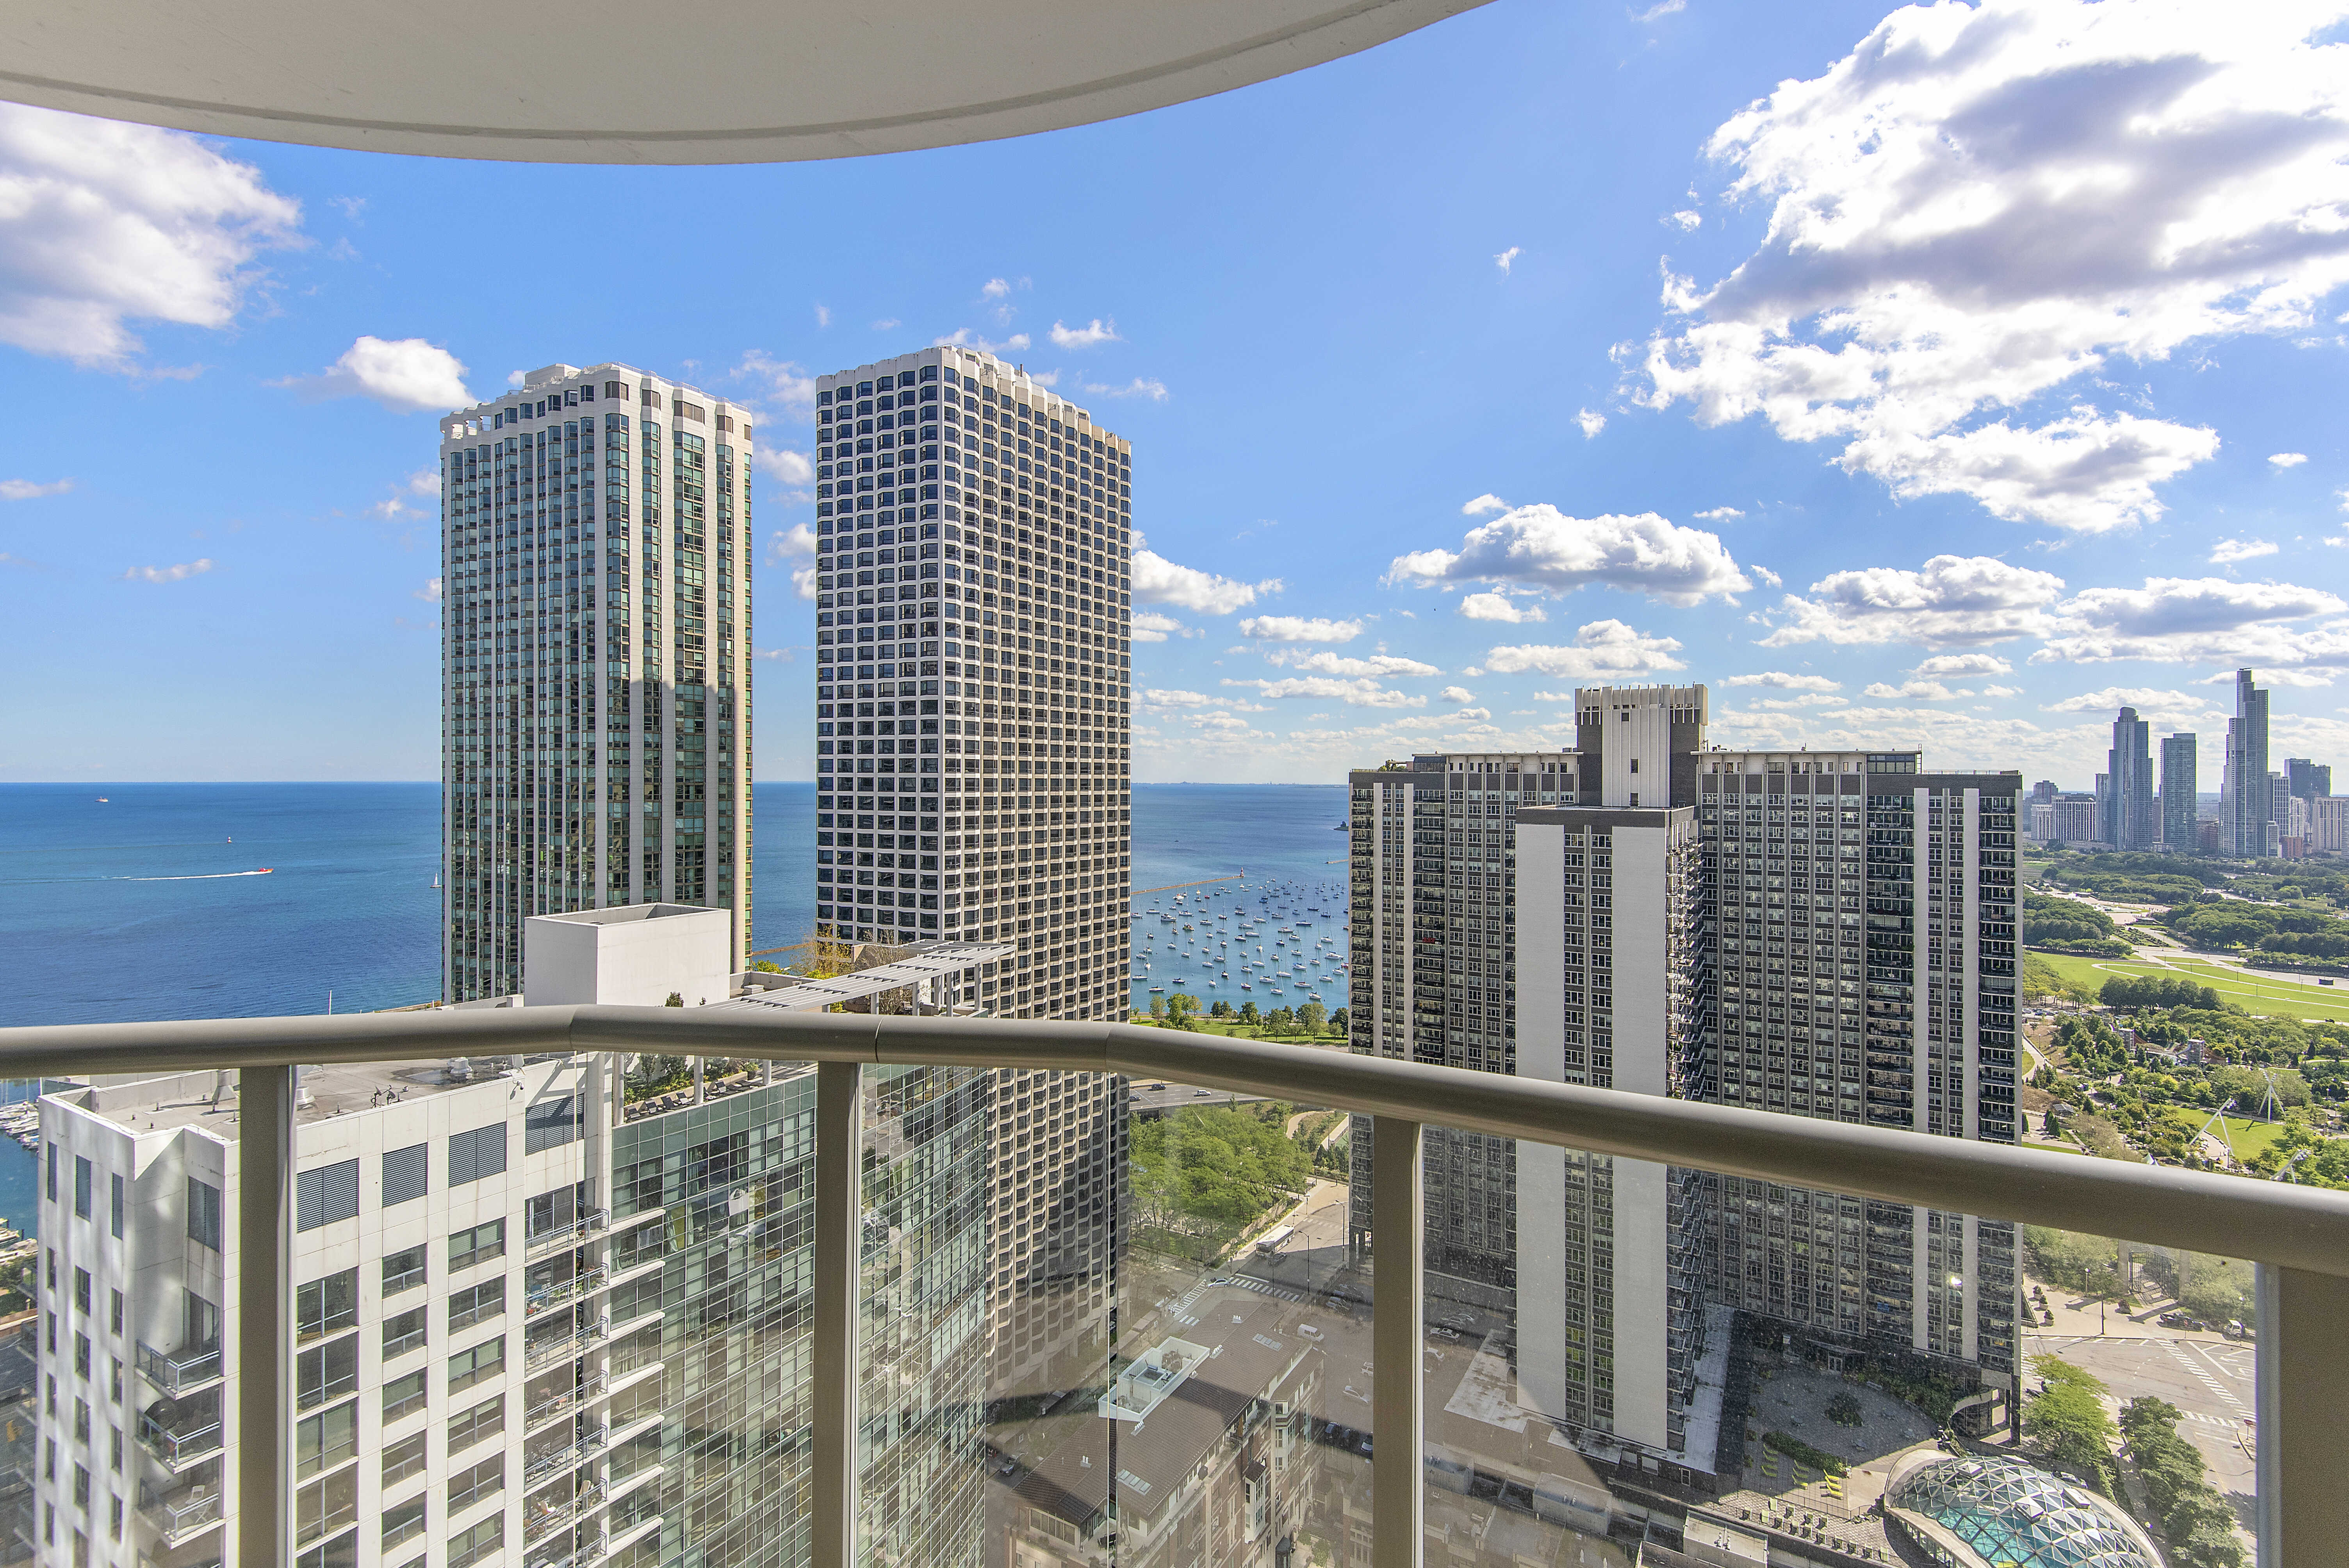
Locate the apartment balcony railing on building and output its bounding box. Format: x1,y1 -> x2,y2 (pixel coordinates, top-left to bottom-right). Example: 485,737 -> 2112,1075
526,1268 -> 608,1317
528,1210 -> 610,1253
526,1424 -> 609,1484
137,1413 -> 223,1472
524,1483 -> 606,1544
135,1340 -> 223,1398
5,1005 -> 2347,1568
526,1320 -> 607,1369
136,1482 -> 223,1547
525,1377 -> 607,1432
526,1540 -> 606,1568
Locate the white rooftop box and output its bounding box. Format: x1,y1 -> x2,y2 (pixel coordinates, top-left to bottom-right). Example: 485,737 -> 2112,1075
524,903 -> 733,1009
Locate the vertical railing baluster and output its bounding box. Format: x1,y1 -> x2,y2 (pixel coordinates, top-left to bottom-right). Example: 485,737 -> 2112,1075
814,1061 -> 864,1568
237,1065 -> 292,1568
1371,1115 -> 1423,1568
2255,1262 -> 2349,1566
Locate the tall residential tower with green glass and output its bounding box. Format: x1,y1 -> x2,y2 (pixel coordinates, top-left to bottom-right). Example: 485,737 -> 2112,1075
438,365 -> 756,1000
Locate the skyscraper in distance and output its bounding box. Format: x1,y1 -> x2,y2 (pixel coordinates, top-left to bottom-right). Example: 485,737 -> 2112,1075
438,365 -> 754,1000
2222,668 -> 2274,857
2160,733 -> 2198,850
2104,707 -> 2154,850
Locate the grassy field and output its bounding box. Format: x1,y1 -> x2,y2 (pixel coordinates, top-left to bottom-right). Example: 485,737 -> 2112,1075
2031,950 -> 2349,1023
2164,1109 -> 2291,1162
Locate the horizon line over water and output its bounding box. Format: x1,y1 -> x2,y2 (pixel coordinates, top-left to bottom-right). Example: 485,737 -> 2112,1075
0,781 -> 1348,1029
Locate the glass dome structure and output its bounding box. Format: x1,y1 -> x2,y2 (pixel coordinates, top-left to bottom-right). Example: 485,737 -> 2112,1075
1884,1454 -> 2165,1568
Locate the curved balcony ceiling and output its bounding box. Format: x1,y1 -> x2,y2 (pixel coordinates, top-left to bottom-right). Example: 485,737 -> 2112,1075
0,0 -> 1488,164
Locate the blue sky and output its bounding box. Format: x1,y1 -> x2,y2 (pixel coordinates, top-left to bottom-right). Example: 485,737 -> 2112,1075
3,0 -> 2345,788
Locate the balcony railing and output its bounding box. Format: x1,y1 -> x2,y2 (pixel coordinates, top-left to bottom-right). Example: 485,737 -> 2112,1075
137,1482 -> 223,1545
524,1377 -> 607,1432
137,1415 -> 223,1471
135,1340 -> 223,1397
524,1483 -> 606,1543
5,1004 -> 2347,1568
525,1268 -> 607,1317
527,1210 -> 609,1253
525,1321 -> 607,1369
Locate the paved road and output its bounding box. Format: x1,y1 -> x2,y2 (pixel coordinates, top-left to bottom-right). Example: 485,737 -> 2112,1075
2028,1330 -> 2257,1543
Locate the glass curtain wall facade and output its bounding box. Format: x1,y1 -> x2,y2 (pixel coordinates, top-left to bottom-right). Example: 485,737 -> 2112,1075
439,365 -> 754,1001
2160,733 -> 2198,851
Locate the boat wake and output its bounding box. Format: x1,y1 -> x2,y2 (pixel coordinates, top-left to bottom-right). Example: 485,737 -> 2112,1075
119,869 -> 275,882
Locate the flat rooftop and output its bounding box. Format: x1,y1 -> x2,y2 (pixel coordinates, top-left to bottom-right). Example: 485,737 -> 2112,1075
731,941 -> 1014,1012
48,1059 -> 503,1140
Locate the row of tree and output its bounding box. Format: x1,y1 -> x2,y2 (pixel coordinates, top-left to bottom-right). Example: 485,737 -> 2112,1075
2023,1355 -> 2244,1567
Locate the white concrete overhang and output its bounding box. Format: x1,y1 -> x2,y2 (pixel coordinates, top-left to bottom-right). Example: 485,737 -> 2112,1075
0,0 -> 1490,164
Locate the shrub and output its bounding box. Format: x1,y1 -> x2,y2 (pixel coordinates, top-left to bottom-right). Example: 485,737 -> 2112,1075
1761,1431 -> 1846,1476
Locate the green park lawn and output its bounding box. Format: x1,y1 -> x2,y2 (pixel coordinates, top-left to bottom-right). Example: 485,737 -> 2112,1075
2162,1109 -> 2290,1163
2032,950 -> 2349,1023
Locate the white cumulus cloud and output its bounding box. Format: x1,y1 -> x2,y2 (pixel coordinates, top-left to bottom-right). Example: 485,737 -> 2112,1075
1862,679 -> 1969,701
2209,537 -> 2279,564
1131,611 -> 1198,643
1722,671 -> 1840,691
769,522 -> 821,598
415,577 -> 442,603
981,278 -> 1011,301
2032,575 -> 2349,666
1262,650 -> 1438,678
1694,506 -> 1743,520
123,558 -> 212,583
1495,246 -> 1523,275
282,337 -> 470,412
1084,378 -> 1168,401
1440,686 -> 1477,705
2269,452 -> 2310,467
1576,408 -> 1607,439
1133,550 -> 1280,615
1760,554 -> 2067,648
733,351 -> 817,415
1388,504 -> 1749,607
2044,687 -> 2209,720
1462,494 -> 1510,516
1461,592 -> 1546,624
1049,319 -> 1119,349
1237,615 -> 1358,642
0,478 -> 72,501
1483,620 -> 1688,678
1634,0 -> 2349,534
1914,653 -> 2014,677
1224,677 -> 1426,709
0,104 -> 301,368
755,448 -> 814,486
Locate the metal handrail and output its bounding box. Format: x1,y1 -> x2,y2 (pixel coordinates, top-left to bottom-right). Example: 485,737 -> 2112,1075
526,1268 -> 608,1316
135,1340 -> 223,1397
10,1004 -> 2342,1273
7,1003 -> 2347,1568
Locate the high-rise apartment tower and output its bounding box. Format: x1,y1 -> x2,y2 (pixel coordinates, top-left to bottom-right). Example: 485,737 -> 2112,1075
438,365 -> 754,1000
1347,688 -> 2023,1477
2222,668 -> 2274,858
2160,734 -> 2198,850
2103,707 -> 2154,851
809,345 -> 1134,1404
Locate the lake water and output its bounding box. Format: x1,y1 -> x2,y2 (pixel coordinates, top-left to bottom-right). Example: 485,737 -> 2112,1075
0,780 -> 1350,1028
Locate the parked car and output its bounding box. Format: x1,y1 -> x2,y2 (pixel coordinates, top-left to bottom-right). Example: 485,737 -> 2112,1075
2159,1310 -> 2202,1329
